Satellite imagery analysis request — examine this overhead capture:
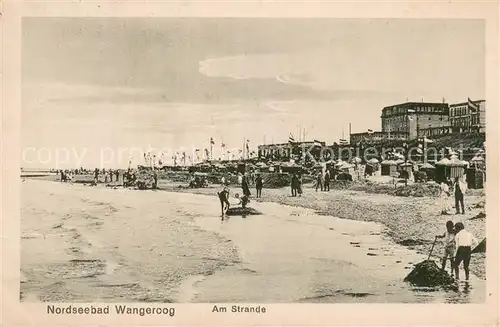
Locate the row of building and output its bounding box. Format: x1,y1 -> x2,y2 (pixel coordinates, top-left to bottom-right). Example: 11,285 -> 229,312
350,99 -> 486,145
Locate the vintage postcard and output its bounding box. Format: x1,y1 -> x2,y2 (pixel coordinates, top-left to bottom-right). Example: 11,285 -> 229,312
1,1 -> 499,326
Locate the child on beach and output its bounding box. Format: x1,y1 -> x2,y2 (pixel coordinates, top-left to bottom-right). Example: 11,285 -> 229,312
234,193 -> 250,208
436,220 -> 456,276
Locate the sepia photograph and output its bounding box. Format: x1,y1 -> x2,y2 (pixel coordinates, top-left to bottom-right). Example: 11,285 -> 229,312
18,17 -> 490,306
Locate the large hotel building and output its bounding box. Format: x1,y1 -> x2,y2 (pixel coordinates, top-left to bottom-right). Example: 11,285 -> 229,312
350,99 -> 485,145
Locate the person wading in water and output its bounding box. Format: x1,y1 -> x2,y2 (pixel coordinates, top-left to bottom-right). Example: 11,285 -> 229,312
453,222 -> 478,281
217,185 -> 231,217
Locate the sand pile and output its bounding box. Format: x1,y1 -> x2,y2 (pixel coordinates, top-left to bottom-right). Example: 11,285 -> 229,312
394,183 -> 440,197
226,207 -> 262,216
263,173 -> 290,188
403,260 -> 455,287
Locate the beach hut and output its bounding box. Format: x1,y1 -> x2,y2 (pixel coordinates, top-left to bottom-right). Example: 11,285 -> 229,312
399,162 -> 413,180
394,158 -> 405,165
435,157 -> 451,183
470,155 -> 485,170
381,160 -> 397,176
449,155 -> 467,180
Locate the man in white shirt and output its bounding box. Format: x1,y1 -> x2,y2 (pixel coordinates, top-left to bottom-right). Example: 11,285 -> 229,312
453,222 -> 479,280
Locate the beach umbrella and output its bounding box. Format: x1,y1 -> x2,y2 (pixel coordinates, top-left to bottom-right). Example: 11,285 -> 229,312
368,158 -> 379,164
449,156 -> 466,166
420,163 -> 435,169
471,156 -> 485,162
351,157 -> 362,164
394,159 -> 405,165
436,158 -> 452,166
400,162 -> 413,167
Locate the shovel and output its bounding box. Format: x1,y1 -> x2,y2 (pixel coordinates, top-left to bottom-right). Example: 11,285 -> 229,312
427,236 -> 438,261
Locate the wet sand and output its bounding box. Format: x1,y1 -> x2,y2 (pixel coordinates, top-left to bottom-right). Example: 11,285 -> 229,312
162,181 -> 486,280
21,179 -> 239,302
21,179 -> 485,303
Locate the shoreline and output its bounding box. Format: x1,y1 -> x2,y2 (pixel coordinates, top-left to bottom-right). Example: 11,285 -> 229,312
23,177 -> 487,280
157,181 -> 486,280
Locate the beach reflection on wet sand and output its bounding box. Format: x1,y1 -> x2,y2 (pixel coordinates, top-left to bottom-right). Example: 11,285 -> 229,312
21,180 -> 485,303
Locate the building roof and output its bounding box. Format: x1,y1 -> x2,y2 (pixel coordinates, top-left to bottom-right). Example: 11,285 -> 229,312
382,102 -> 449,110
450,100 -> 485,107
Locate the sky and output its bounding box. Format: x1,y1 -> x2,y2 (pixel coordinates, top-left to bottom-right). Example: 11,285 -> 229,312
22,18 -> 485,168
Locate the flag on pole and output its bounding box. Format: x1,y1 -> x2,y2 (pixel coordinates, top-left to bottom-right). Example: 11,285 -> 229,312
468,97 -> 479,113
289,133 -> 296,143
210,137 -> 215,145
221,142 -> 225,148
246,139 -> 250,152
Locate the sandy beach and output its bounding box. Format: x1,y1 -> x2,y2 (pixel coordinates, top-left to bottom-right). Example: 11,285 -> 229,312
21,178 -> 486,303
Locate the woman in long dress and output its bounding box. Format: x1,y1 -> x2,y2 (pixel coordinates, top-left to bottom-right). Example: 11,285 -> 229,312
242,174 -> 251,197
440,180 -> 450,214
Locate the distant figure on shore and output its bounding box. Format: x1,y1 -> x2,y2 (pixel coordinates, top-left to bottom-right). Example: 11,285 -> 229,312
324,170 -> 331,191
242,174 -> 251,197
439,180 -> 451,214
315,171 -> 323,192
255,174 -> 263,198
93,168 -> 99,184
453,222 -> 478,280
217,186 -> 230,216
152,170 -> 158,189
221,176 -> 226,185
436,220 -> 456,276
453,176 -> 467,214
115,170 -> 120,183
291,174 -> 299,197
123,171 -> 129,187
297,174 -> 303,196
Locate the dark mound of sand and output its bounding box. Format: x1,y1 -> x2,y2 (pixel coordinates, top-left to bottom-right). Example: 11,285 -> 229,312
404,260 -> 455,287
262,173 -> 290,188
226,207 -> 262,216
472,238 -> 486,254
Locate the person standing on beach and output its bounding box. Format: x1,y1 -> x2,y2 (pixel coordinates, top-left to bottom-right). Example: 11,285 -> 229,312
436,220 -> 456,275
217,186 -> 231,217
315,171 -> 323,192
255,174 -> 263,198
453,176 -> 467,214
115,170 -> 120,183
453,222 -> 478,281
297,173 -> 303,196
324,170 -> 331,191
242,174 -> 251,197
93,168 -> 99,185
439,180 -> 451,214
291,174 -> 299,197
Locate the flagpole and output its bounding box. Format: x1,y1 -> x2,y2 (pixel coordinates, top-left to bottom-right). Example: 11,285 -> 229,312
210,138 -> 213,161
